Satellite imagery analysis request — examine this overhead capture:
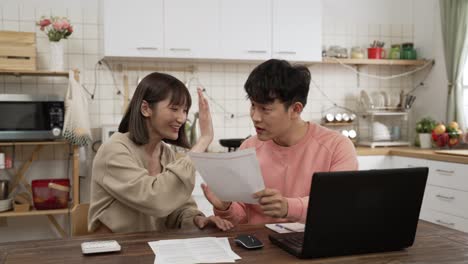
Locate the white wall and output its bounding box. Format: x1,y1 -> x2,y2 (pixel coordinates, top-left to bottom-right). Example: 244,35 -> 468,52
0,0 -> 443,242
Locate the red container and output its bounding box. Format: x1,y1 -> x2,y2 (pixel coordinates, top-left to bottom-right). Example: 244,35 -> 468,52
368,47 -> 386,59
32,179 -> 70,210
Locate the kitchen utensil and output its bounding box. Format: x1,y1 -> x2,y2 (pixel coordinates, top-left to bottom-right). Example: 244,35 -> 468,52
408,96 -> 416,108
360,90 -> 374,109
334,113 -> 343,122
0,198 -> 12,212
368,47 -> 386,59
342,113 -> 350,122
0,180 -> 8,200
372,93 -> 385,108
0,153 -> 5,169
219,138 -> 245,152
348,129 -> 357,139
325,113 -> 335,122
341,130 -> 349,137
372,122 -> 391,141
380,91 -> 390,107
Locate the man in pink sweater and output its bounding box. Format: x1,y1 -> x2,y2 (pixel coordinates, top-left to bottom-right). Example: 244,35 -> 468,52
202,59 -> 358,225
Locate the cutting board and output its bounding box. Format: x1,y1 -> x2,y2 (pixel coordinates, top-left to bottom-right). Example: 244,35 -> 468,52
434,149 -> 468,157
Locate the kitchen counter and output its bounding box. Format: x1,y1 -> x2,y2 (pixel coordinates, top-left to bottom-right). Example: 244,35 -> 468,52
356,146 -> 468,164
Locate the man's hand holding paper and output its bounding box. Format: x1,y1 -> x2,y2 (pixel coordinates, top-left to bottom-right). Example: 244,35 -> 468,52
188,149 -> 265,205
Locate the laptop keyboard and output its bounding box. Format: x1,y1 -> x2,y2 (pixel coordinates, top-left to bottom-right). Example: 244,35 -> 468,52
283,235 -> 304,248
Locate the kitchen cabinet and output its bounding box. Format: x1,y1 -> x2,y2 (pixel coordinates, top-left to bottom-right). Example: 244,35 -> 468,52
272,0 -> 322,62
102,0 -> 323,62
390,156 -> 428,169
383,156 -> 468,233
164,0 -> 220,59
219,0 -> 271,61
103,0 -> 164,58
357,155 -> 392,170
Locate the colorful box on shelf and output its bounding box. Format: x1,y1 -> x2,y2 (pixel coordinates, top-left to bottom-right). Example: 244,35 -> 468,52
0,31 -> 37,71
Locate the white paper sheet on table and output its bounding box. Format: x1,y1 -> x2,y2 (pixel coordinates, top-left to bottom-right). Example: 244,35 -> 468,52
188,149 -> 265,204
148,237 -> 241,264
265,222 -> 305,233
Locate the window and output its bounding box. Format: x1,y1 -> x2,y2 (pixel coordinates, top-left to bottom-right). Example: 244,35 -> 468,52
464,62 -> 468,126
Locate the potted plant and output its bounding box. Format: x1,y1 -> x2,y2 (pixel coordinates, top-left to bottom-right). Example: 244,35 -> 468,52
415,117 -> 436,148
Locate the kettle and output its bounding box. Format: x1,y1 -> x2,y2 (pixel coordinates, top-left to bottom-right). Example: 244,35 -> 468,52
0,180 -> 9,200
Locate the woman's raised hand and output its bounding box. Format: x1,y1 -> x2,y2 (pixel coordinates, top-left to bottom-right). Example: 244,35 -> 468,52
190,88 -> 213,153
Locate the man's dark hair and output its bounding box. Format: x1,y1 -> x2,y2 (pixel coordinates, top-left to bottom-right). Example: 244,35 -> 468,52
119,72 -> 191,148
244,59 -> 311,109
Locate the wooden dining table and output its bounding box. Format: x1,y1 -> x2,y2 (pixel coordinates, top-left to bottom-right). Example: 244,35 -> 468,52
1,220 -> 468,263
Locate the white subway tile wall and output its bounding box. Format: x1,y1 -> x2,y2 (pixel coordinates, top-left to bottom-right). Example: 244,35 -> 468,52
0,0 -> 421,243
0,0 -> 414,153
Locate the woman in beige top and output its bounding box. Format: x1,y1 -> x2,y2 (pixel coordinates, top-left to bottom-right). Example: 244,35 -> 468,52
88,72 -> 233,233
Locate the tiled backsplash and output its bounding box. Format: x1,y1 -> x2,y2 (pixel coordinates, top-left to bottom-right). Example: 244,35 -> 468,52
0,0 -> 419,153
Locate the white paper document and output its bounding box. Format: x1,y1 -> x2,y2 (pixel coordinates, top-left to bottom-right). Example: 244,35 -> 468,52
265,222 -> 305,233
188,149 -> 265,204
148,237 -> 241,264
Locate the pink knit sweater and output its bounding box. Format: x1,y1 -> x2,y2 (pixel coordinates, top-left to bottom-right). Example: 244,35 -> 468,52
214,122 -> 358,224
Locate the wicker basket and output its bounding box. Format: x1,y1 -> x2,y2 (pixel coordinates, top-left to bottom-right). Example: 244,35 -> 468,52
0,31 -> 37,71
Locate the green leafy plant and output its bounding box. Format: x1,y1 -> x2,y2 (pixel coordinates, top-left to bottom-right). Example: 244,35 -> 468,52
415,117 -> 436,133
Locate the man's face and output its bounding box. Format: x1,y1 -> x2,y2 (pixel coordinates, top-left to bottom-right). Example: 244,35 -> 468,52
250,99 -> 293,141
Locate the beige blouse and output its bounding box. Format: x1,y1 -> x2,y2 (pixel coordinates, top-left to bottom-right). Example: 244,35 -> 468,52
88,132 -> 202,233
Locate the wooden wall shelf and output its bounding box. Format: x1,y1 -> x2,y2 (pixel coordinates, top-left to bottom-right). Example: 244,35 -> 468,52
0,140 -> 69,146
321,122 -> 356,127
321,58 -> 433,66
0,208 -> 70,218
0,69 -> 81,238
0,69 -> 69,77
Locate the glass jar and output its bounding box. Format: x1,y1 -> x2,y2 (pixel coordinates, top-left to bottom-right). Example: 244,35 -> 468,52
390,44 -> 401,60
350,47 -> 365,59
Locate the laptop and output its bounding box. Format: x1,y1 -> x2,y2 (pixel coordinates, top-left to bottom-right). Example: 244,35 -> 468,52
269,167 -> 428,259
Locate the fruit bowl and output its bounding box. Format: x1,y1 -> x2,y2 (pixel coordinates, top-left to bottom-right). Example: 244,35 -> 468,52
432,121 -> 463,149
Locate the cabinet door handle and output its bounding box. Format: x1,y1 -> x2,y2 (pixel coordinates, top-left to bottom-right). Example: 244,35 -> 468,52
435,194 -> 455,200
137,47 -> 158,50
247,50 -> 267,54
436,219 -> 455,226
169,48 -> 191,52
435,169 -> 455,175
276,51 -> 297,55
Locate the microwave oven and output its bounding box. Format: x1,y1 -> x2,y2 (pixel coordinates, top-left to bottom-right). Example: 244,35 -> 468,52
0,94 -> 64,141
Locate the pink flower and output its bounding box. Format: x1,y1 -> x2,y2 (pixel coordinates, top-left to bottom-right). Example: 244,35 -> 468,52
67,26 -> 74,33
53,20 -> 64,30
61,20 -> 70,30
39,19 -> 51,27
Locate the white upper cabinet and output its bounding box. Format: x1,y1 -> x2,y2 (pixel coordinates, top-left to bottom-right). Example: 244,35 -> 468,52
219,0 -> 272,60
272,0 -> 322,62
102,0 -> 322,62
164,0 -> 220,58
103,0 -> 163,57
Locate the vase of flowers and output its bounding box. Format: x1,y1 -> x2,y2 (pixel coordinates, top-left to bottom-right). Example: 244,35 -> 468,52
37,16 -> 73,71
